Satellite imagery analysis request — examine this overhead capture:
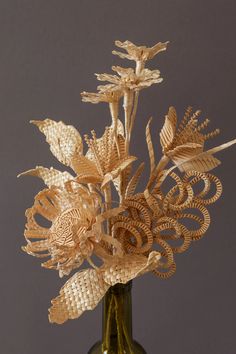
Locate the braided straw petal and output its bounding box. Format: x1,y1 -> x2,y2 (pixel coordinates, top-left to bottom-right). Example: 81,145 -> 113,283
49,269 -> 110,324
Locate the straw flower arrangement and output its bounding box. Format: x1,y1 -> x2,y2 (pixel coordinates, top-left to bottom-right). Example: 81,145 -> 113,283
20,40 -> 235,325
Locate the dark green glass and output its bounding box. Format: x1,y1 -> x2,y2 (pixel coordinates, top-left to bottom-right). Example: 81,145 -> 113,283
88,281 -> 146,354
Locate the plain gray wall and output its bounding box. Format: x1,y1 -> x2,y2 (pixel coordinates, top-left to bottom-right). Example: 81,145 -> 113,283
0,1 -> 235,353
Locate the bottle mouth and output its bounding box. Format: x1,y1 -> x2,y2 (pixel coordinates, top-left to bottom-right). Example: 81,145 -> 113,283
109,280 -> 132,295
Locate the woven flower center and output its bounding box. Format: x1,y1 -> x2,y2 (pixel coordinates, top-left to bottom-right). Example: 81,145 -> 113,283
50,208 -> 92,252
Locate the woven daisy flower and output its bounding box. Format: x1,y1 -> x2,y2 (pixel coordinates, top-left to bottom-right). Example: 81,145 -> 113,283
96,65 -> 163,92
112,40 -> 169,62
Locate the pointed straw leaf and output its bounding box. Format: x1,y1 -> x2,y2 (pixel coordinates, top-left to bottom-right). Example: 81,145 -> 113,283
206,139 -> 236,155
49,269 -> 110,324
125,162 -> 145,197
18,166 -> 74,188
101,251 -> 161,286
176,139 -> 236,173
178,152 -> 221,173
72,155 -> 101,183
160,107 -> 177,151
31,119 -> 83,168
169,143 -> 203,165
146,118 -> 155,174
101,156 -> 137,188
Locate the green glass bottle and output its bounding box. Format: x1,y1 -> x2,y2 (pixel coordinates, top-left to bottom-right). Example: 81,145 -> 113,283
88,281 -> 146,354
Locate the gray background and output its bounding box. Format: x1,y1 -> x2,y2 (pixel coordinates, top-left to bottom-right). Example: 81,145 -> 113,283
0,1 -> 235,354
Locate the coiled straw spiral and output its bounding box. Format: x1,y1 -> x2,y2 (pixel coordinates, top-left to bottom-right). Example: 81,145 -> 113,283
112,171 -> 222,279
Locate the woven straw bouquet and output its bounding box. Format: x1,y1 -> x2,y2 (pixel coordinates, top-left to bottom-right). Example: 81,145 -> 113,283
19,40 -> 235,324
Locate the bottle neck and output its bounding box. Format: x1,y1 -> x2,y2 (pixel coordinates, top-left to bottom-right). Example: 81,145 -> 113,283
102,281 -> 133,348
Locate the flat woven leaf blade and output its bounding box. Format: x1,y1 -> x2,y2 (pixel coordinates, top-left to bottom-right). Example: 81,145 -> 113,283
146,118 -> 155,174
125,162 -> 145,197
31,119 -> 83,168
160,107 -> 177,151
49,269 -> 110,324
169,143 -> 203,165
102,251 -> 161,286
178,152 -> 221,173
73,155 -> 101,183
102,156 -> 137,188
18,166 -> 74,188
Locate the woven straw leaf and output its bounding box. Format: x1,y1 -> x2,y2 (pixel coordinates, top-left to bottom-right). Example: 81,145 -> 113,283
102,156 -> 137,188
31,119 -> 83,168
177,152 -> 221,173
113,156 -> 137,174
146,118 -> 155,174
175,139 -> 236,173
160,107 -> 177,151
18,166 -> 74,188
168,143 -> 203,165
125,162 -> 145,197
49,269 -> 110,324
101,251 -> 161,286
72,155 -> 102,183
206,139 -> 236,155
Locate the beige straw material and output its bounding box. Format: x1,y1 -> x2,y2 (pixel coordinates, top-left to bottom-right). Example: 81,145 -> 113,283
49,269 -> 110,324
20,39 -> 236,325
101,251 -> 161,286
49,251 -> 160,324
30,119 -> 83,168
18,166 -> 74,188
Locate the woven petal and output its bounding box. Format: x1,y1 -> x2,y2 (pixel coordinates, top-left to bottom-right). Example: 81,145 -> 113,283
101,251 -> 161,286
148,41 -> 169,60
18,166 -> 74,188
31,119 -> 83,168
49,269 -> 110,324
95,73 -> 120,84
113,40 -> 169,62
112,50 -> 133,60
